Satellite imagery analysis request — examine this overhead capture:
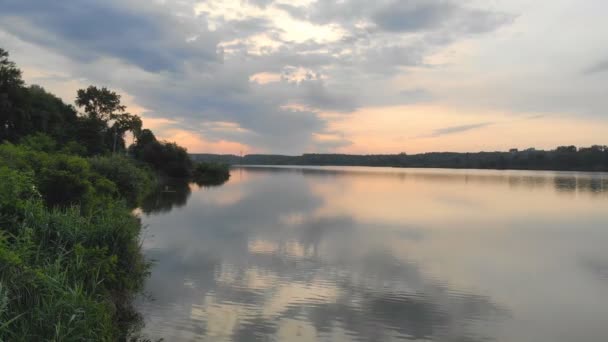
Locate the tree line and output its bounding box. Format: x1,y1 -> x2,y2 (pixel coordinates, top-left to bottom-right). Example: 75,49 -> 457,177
193,146 -> 608,172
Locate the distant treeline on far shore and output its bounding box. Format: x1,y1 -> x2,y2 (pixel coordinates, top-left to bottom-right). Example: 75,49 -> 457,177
192,145 -> 608,172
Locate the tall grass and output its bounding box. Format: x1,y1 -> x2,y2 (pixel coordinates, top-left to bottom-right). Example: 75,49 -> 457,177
0,154 -> 151,340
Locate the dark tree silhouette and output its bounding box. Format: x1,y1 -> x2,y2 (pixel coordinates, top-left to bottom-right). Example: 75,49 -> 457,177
75,86 -> 126,122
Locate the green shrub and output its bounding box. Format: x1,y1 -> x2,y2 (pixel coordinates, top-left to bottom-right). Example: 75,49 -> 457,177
89,155 -> 156,205
19,133 -> 57,153
192,162 -> 230,186
0,143 -> 156,209
37,154 -> 96,207
129,129 -> 193,178
0,167 -> 149,341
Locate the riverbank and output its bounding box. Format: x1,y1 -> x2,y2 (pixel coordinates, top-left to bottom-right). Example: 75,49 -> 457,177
0,145 -> 153,340
0,144 -> 231,340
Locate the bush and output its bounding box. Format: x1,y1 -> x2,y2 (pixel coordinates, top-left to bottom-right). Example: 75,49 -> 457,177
19,133 -> 57,153
37,154 -> 97,207
0,166 -> 148,341
0,143 -> 156,209
130,129 -> 193,178
192,162 -> 230,186
90,155 -> 156,205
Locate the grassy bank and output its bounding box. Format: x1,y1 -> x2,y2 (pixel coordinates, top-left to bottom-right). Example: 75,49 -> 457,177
0,146 -> 232,341
0,144 -> 153,341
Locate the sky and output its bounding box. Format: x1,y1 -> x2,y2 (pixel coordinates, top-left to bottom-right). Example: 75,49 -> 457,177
1,0 -> 607,154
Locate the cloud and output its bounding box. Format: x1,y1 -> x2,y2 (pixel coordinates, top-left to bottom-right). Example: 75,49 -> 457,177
372,1 -> 459,32
425,122 -> 493,138
274,4 -> 308,19
279,0 -> 513,35
0,0 -> 515,153
0,0 -> 220,72
583,58 -> 608,75
244,0 -> 275,9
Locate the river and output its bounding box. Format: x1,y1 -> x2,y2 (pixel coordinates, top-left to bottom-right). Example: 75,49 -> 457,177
136,166 -> 608,341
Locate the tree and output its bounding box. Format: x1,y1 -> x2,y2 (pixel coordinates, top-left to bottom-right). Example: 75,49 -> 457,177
75,86 -> 142,153
0,48 -> 24,91
112,112 -> 143,149
129,129 -> 193,178
75,86 -> 126,122
556,145 -> 577,153
1,50 -> 80,143
0,48 -> 25,141
135,129 -> 157,145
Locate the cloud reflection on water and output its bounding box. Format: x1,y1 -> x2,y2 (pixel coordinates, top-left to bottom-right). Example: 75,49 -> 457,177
137,166 -> 608,341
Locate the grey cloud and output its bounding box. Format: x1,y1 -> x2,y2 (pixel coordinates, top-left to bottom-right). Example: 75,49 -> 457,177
215,17 -> 278,41
298,81 -> 358,112
372,1 -> 458,32
244,0 -> 275,9
373,2 -> 513,34
584,59 -> 608,75
427,122 -> 493,138
116,68 -> 326,152
303,0 -> 371,26
278,0 -> 512,35
457,9 -> 515,34
257,77 -> 359,112
0,0 -> 220,72
363,43 -> 426,72
267,1 -> 512,80
274,4 -> 308,19
0,0 -> 335,152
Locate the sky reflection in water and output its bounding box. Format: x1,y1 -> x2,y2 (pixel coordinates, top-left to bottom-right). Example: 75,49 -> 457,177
137,167 -> 608,342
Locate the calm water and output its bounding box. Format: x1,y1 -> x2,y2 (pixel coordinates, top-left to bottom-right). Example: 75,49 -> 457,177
136,166 -> 608,342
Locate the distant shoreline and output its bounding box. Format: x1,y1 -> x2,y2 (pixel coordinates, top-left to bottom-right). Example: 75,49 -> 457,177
192,146 -> 608,173
231,164 -> 608,174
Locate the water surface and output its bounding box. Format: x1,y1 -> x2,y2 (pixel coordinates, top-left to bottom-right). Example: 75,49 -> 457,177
137,166 -> 608,341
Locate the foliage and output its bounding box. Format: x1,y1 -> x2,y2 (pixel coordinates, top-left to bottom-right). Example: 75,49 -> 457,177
130,129 -> 193,178
76,86 -> 127,122
193,146 -> 608,172
0,144 -> 156,339
0,47 -> 198,175
1,52 -> 78,143
74,115 -> 111,155
0,48 -> 24,90
75,86 -> 144,154
0,167 -> 148,341
0,51 -> 146,155
90,155 -> 156,205
20,132 -> 57,152
192,162 -> 230,186
0,142 -> 114,209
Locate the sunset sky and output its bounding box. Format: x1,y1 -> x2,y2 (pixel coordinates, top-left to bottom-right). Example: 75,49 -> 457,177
1,0 -> 607,154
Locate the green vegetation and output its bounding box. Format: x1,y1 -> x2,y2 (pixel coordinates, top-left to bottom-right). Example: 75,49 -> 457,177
129,129 -> 193,179
89,155 -> 156,206
193,146 -> 608,172
192,162 -> 230,186
0,47 -> 229,340
0,166 -> 148,340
